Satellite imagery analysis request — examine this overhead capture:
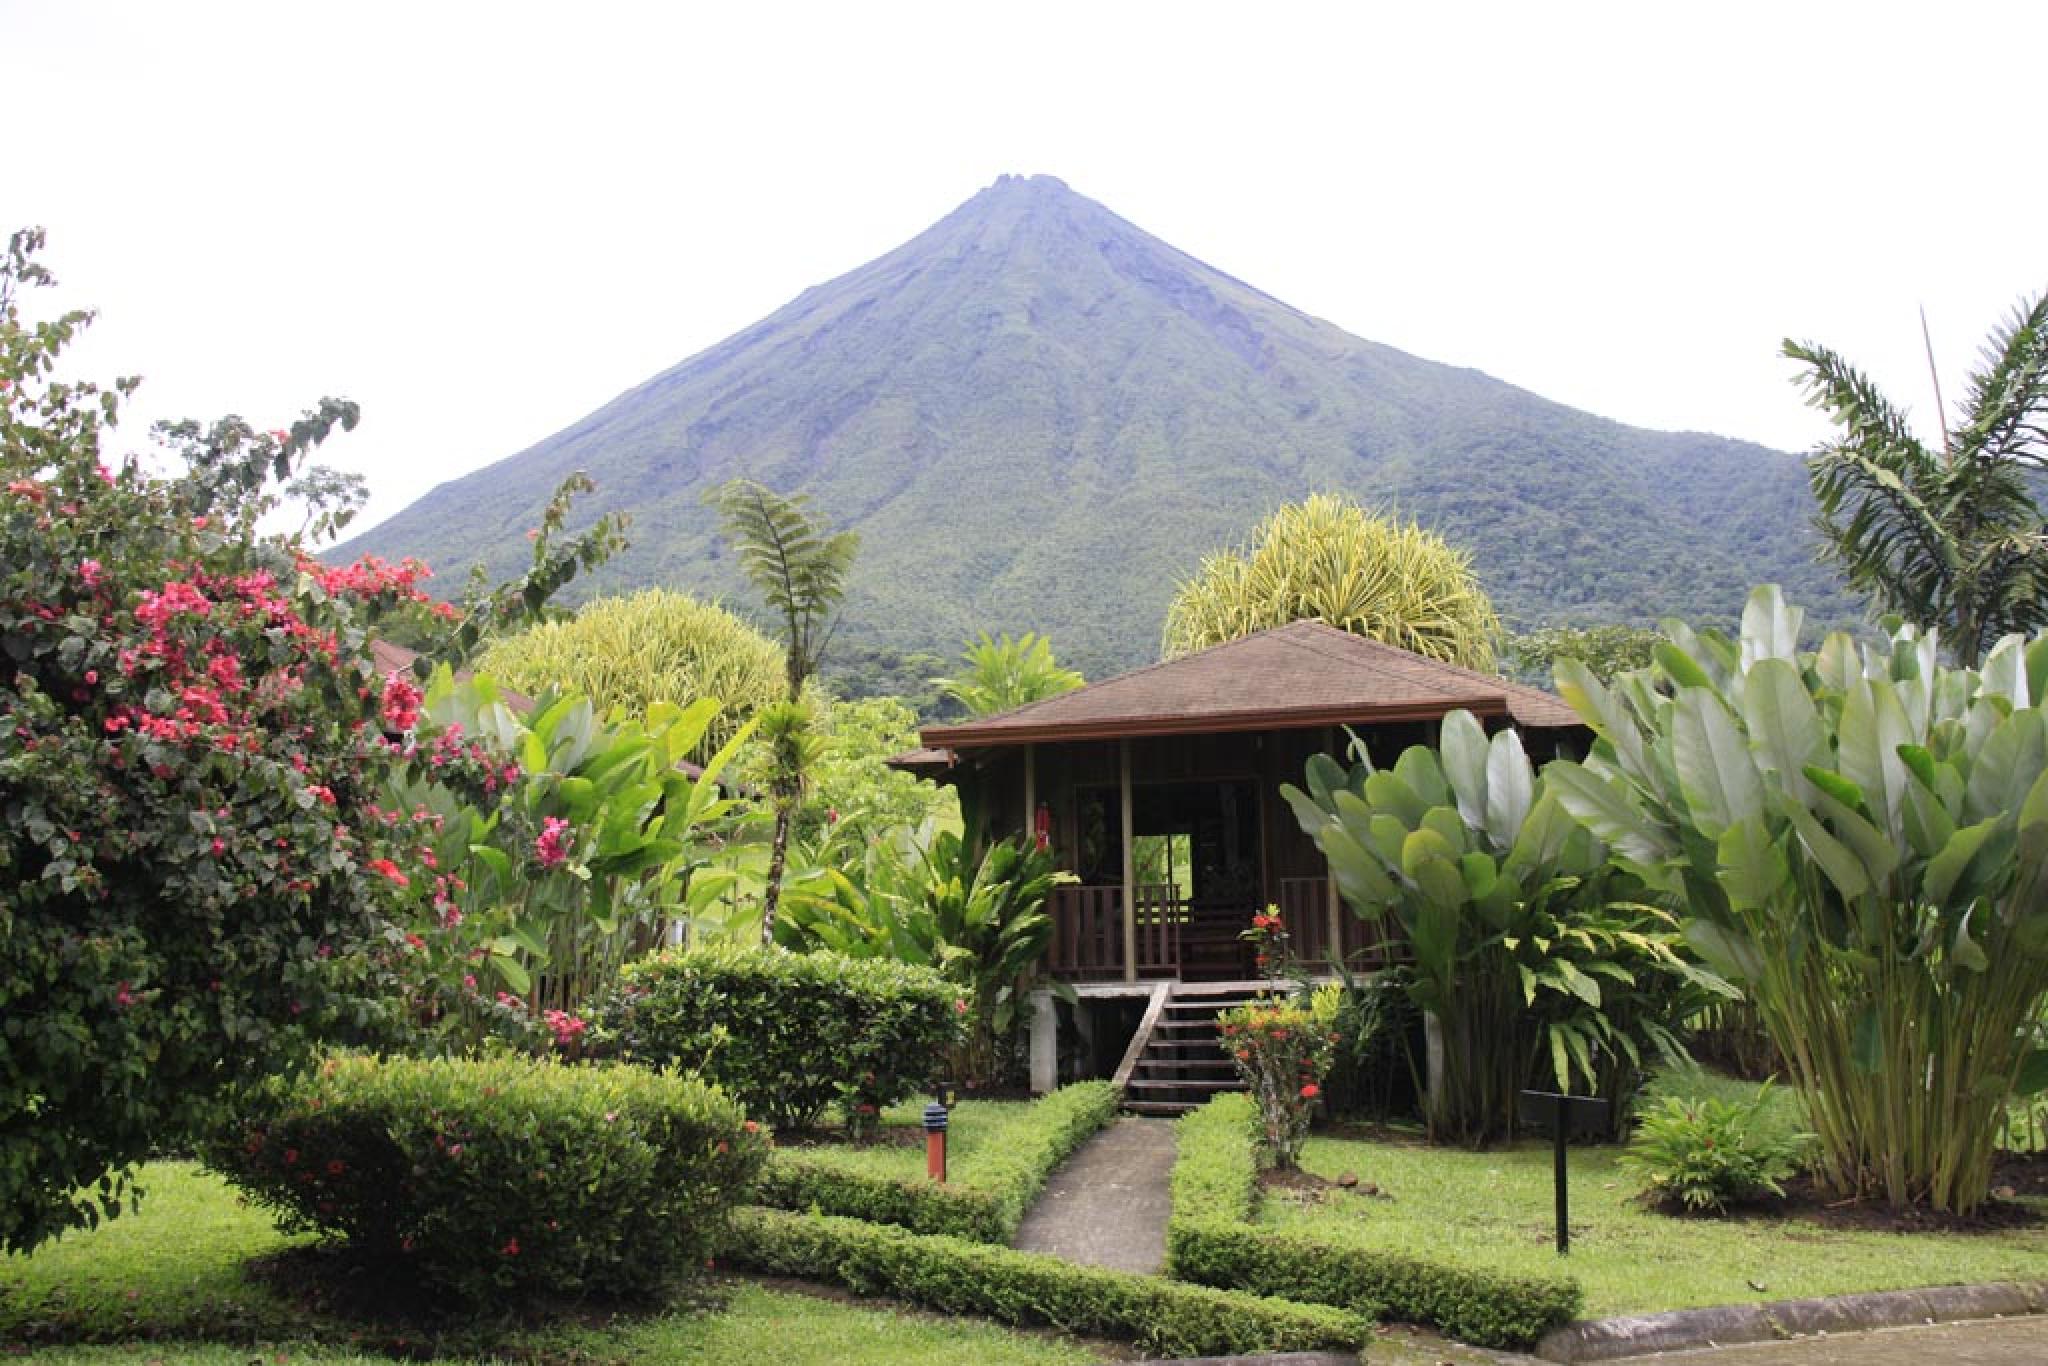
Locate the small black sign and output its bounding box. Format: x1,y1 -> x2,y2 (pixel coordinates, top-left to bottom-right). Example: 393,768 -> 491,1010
1518,1090 -> 1613,1255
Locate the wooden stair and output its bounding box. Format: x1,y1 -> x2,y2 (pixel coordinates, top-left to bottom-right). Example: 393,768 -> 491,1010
1114,983 -> 1267,1116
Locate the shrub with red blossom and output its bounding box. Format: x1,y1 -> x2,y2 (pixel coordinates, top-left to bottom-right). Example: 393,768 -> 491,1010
0,229 -> 625,1253
1216,1001 -> 1335,1169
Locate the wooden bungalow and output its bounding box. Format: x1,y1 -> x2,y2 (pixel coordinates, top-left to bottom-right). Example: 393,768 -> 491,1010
894,620 -> 1586,1101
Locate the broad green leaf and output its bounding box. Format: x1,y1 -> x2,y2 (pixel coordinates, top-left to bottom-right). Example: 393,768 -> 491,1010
1483,728 -> 1534,846
1439,709 -> 1490,832
1672,686 -> 1762,836
1781,798 -> 1870,900
1715,817 -> 1789,910
1924,818 -> 2000,907
1742,658 -> 1824,796
1739,584 -> 1803,666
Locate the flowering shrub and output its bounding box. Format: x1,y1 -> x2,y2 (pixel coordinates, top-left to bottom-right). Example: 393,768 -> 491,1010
0,230 -> 620,1253
1240,904 -> 1292,983
1618,1082 -> 1812,1214
0,230 -> 445,1252
207,1053 -> 767,1303
1217,1002 -> 1334,1169
588,943 -> 965,1132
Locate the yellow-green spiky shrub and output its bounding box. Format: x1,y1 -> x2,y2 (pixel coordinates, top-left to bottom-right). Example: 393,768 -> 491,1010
477,588 -> 782,761
1160,494 -> 1500,668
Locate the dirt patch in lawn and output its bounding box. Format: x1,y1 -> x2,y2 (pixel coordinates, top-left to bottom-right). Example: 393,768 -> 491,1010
1641,1160 -> 2048,1236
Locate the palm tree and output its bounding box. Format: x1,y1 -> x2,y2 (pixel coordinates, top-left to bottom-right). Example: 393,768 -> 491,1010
932,631 -> 1084,717
705,479 -> 858,942
1161,493 -> 1501,668
1786,292 -> 2048,664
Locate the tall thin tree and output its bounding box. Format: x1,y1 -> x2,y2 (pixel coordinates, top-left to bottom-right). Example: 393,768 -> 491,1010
705,479 -> 858,942
1787,291 -> 2048,664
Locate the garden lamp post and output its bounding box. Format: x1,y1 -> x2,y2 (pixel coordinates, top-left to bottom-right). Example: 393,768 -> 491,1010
923,1100 -> 949,1183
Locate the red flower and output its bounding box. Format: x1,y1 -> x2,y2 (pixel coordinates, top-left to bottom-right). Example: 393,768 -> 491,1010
326,1159 -> 346,1176
501,1237 -> 520,1256
1299,1083 -> 1320,1099
953,998 -> 969,1014
365,858 -> 409,888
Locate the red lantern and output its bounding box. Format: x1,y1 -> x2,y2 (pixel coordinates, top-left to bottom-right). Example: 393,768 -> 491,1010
1034,802 -> 1052,852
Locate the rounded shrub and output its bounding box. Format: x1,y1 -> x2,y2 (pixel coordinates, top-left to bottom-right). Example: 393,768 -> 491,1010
207,1053 -> 767,1303
589,944 -> 966,1130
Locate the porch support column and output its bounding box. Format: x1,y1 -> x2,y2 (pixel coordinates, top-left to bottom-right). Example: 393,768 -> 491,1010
1120,738 -> 1137,983
1023,744 -> 1036,840
1027,987 -> 1057,1094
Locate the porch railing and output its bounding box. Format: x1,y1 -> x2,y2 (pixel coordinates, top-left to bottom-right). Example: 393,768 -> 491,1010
1277,876 -> 1407,971
1048,884 -> 1182,980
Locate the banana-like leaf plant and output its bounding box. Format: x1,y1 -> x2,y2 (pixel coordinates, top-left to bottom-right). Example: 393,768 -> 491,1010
1546,585 -> 2048,1213
777,823 -> 1075,1085
1282,713 -> 1727,1144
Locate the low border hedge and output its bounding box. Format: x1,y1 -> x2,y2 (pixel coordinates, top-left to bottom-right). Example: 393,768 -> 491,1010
754,1082 -> 1118,1242
724,1206 -> 1373,1358
1166,1093 -> 1582,1350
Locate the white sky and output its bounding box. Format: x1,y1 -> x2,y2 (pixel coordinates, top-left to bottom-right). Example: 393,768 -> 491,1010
5,1 -> 2043,538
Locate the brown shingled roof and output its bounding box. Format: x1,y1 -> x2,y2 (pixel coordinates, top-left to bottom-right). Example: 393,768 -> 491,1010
918,620 -> 1580,749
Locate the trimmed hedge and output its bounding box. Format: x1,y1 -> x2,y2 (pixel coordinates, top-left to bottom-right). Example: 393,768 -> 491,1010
755,1082 -> 1119,1242
589,943 -> 964,1130
207,1054 -> 767,1304
724,1206 -> 1373,1357
1167,1094 -> 1581,1350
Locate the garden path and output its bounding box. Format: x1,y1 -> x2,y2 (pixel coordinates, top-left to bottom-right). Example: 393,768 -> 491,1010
1655,1314 -> 2048,1364
1012,1116 -> 1176,1273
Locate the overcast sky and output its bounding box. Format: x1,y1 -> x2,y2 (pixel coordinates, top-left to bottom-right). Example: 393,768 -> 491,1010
5,1 -> 2043,537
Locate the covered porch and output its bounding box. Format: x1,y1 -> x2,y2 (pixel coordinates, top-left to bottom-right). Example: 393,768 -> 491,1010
895,620 -> 1586,1088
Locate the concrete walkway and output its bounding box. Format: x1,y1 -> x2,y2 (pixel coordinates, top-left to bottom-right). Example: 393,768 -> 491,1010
1012,1116 -> 1177,1273
1648,1315 -> 2048,1364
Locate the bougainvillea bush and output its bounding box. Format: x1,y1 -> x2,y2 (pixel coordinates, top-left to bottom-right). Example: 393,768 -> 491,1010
588,943 -> 965,1132
1218,1001 -> 1334,1169
207,1053 -> 768,1303
0,230 -> 445,1251
0,230 -> 623,1253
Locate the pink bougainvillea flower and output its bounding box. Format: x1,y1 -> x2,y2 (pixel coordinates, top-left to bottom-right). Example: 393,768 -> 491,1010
79,558 -> 103,587
534,816 -> 572,869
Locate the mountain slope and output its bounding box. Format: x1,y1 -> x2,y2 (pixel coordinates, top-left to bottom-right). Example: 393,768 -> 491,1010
337,174 -> 1851,677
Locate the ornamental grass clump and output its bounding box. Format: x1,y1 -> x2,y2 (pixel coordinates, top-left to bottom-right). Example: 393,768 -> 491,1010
207,1053 -> 768,1305
1218,1002 -> 1333,1168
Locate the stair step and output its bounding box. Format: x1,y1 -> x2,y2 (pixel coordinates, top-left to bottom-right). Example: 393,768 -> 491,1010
1122,1099 -> 1201,1116
1124,1077 -> 1246,1093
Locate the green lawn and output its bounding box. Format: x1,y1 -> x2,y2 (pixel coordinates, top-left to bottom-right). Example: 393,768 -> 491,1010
780,1097 -> 1077,1186
0,1162 -> 1101,1365
1262,1119 -> 2048,1318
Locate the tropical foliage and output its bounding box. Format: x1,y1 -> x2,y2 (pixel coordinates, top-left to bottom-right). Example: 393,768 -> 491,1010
475,587 -> 783,761
778,828 -> 1071,1085
1282,714 -> 1727,1143
1619,1081 -> 1811,1214
387,671 -> 753,1041
1787,292 -> 2048,665
1547,586 -> 2048,1211
1162,494 -> 1501,669
1508,623 -> 1662,687
933,631 -> 1084,717
705,478 -> 859,941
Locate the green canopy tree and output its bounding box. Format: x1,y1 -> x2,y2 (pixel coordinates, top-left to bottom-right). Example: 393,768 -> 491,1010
1787,292 -> 2048,665
705,479 -> 858,943
1161,493 -> 1500,669
476,588 -> 783,762
932,631 -> 1084,717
